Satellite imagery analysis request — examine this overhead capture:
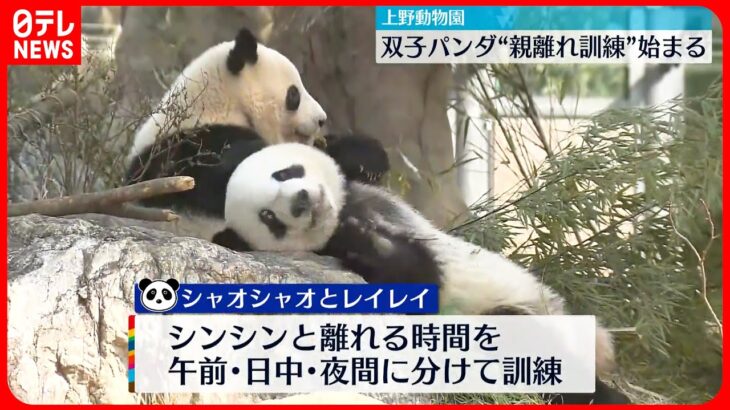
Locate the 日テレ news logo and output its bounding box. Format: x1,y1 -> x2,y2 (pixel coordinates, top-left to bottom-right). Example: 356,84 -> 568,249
8,5 -> 81,65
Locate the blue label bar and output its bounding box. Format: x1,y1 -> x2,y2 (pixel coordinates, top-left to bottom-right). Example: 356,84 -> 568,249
135,283 -> 438,314
375,6 -> 713,31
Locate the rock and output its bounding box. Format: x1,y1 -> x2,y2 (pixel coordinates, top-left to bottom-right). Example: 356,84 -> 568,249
260,392 -> 384,404
7,214 -> 426,404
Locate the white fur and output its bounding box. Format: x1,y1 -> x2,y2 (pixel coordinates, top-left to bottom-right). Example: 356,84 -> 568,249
225,143 -> 346,251
128,38 -> 326,162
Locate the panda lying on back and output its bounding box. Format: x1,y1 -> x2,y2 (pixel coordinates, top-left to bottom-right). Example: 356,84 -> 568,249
209,143 -> 631,405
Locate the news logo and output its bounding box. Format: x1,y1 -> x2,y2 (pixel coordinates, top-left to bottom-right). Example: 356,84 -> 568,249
7,5 -> 81,65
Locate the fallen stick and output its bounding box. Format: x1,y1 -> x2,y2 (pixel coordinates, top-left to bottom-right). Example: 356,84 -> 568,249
104,204 -> 181,222
8,176 -> 194,220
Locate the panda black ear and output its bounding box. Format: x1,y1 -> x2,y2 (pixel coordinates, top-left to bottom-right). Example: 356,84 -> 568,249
166,278 -> 180,291
138,278 -> 152,291
227,27 -> 258,74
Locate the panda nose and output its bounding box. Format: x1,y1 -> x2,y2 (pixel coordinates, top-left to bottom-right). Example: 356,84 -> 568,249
291,190 -> 311,217
317,112 -> 327,128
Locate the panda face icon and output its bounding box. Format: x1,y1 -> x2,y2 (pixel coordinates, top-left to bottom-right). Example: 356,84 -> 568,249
138,278 -> 180,312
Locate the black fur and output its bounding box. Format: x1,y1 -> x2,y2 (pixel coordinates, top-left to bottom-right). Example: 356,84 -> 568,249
259,210 -> 288,239
212,228 -> 252,251
203,173 -> 442,286
226,27 -> 258,74
289,190 -> 310,218
126,125 -> 267,218
482,305 -> 532,315
272,164 -> 305,182
285,85 -> 301,111
319,133 -> 390,185
318,184 -> 443,286
319,222 -> 442,286
544,379 -> 632,404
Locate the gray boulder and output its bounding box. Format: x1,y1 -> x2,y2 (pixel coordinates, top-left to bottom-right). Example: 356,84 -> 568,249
7,214 -> 426,404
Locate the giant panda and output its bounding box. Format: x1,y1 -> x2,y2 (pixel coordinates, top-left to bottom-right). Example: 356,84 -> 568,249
128,27 -> 328,165
206,143 -> 631,405
125,124 -> 389,241
123,26 -> 628,403
125,27 -> 390,238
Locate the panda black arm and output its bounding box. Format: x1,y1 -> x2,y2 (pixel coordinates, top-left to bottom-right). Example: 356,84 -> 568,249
318,133 -> 390,185
212,228 -> 253,252
126,125 -> 268,217
318,213 -> 442,286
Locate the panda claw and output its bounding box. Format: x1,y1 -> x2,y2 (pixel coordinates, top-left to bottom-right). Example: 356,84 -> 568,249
369,233 -> 394,256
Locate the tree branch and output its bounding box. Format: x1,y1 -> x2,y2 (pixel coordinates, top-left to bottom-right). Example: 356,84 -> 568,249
8,176 -> 194,221
9,88 -> 81,136
104,204 -> 181,222
669,201 -> 723,338
8,87 -> 83,158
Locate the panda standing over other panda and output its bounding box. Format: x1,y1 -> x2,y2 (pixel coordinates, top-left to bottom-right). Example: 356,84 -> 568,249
126,27 -> 390,237
128,27 -> 327,162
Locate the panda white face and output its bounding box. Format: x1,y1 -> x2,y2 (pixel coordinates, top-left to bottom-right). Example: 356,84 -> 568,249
224,143 -> 346,252
138,278 -> 179,313
240,45 -> 327,144
222,28 -> 326,145
128,28 -> 327,162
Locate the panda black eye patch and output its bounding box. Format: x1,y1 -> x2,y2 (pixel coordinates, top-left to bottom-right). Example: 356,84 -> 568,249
259,209 -> 288,239
146,289 -> 157,300
285,85 -> 300,111
272,165 -> 305,181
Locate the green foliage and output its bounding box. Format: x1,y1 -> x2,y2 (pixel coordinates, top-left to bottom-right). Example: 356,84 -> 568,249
455,70 -> 722,403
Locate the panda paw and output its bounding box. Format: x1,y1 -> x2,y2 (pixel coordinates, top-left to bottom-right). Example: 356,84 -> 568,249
322,133 -> 390,185
342,216 -> 399,257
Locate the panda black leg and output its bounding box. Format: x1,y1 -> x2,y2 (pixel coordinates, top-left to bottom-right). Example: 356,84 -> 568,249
320,215 -> 442,285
